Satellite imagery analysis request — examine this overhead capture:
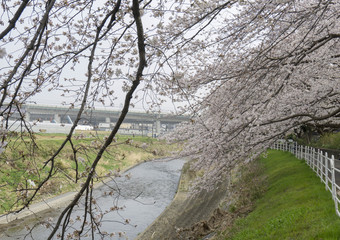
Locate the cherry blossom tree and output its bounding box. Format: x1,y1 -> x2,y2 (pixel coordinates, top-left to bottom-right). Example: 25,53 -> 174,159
159,0 -> 340,191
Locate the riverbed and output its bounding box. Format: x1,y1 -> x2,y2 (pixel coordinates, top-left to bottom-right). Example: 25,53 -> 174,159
0,158 -> 186,240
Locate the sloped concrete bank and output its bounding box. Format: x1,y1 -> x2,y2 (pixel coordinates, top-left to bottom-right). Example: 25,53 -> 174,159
136,180 -> 230,240
136,159 -> 265,240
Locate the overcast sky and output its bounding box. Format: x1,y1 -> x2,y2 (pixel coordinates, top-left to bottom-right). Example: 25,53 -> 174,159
0,1 -> 191,114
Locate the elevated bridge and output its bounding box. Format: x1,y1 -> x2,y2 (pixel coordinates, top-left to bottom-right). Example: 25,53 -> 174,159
6,105 -> 189,136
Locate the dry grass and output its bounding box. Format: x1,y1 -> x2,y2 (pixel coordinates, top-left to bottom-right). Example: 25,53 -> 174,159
0,133 -> 180,214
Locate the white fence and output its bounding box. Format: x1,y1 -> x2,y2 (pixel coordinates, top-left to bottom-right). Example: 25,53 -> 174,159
272,141 -> 340,217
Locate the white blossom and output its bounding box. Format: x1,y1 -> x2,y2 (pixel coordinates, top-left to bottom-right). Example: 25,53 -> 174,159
27,179 -> 36,187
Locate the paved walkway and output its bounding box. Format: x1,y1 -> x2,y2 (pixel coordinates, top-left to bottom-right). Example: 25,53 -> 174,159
0,192 -> 77,225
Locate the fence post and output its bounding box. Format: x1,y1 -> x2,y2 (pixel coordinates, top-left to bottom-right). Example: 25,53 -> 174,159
308,147 -> 310,167
318,151 -> 321,178
330,155 -> 340,217
330,155 -> 336,199
310,147 -> 313,168
315,149 -> 319,172
310,147 -> 313,165
325,152 -> 328,189
302,145 -> 304,159
307,146 -> 310,165
290,143 -> 293,154
312,148 -> 315,170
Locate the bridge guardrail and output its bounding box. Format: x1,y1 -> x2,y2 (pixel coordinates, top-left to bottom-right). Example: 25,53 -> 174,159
272,141 -> 340,217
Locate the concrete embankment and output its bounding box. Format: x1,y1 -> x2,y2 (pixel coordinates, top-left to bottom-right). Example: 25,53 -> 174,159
136,162 -> 232,240
136,181 -> 230,240
137,158 -> 266,240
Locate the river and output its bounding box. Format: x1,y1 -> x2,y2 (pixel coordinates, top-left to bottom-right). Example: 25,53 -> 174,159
0,158 -> 186,240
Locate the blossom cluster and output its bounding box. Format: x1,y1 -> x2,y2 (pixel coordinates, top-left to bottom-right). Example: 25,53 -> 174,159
159,0 -> 340,191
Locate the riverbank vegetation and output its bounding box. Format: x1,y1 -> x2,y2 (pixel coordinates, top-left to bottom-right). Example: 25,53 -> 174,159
138,149 -> 340,239
293,130 -> 340,151
214,150 -> 340,239
0,132 -> 179,215
311,132 -> 340,151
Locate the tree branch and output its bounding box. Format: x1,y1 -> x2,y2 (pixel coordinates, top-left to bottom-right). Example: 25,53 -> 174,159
47,0 -> 146,237
0,0 -> 29,40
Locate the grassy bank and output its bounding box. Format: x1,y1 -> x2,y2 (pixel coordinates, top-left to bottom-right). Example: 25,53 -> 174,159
0,132 -> 179,214
311,131 -> 340,150
219,150 -> 340,239
295,131 -> 340,151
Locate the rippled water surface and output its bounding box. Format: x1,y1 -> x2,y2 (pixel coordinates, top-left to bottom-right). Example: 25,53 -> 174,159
1,158 -> 186,240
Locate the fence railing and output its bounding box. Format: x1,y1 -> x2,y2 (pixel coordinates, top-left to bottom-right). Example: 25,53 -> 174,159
272,141 -> 340,217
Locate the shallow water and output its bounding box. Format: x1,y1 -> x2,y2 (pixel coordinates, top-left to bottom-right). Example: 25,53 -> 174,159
1,158 -> 186,240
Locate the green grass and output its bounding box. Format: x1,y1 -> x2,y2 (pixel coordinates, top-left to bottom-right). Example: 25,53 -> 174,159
312,132 -> 340,150
226,150 -> 340,240
0,133 -> 180,214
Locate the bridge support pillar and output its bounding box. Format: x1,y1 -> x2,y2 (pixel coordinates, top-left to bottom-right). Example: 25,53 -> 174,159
54,114 -> 61,123
155,120 -> 161,137
25,112 -> 30,121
